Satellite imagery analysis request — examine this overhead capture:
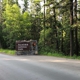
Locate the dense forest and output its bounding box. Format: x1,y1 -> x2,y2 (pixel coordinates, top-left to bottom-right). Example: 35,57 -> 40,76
0,0 -> 80,56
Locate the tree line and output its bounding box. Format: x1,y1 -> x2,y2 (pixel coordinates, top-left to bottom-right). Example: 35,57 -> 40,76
0,0 -> 80,56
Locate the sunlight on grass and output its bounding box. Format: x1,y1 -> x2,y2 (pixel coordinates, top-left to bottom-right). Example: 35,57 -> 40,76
0,49 -> 16,55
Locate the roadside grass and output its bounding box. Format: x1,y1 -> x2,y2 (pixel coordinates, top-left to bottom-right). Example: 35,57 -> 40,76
0,48 -> 80,60
0,49 -> 16,55
38,46 -> 80,59
39,50 -> 80,60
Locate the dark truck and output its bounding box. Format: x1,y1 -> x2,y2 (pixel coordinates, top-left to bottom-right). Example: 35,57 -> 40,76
15,40 -> 38,55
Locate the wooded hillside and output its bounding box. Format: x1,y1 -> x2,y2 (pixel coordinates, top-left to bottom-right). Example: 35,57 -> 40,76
0,0 -> 80,56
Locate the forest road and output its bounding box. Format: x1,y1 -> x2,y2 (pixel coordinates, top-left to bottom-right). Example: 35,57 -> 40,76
0,53 -> 80,80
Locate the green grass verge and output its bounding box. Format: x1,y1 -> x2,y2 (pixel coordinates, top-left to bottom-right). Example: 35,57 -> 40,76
39,51 -> 80,60
0,49 -> 16,55
0,48 -> 80,60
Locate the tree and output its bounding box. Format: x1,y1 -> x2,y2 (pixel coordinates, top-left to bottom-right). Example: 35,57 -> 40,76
29,0 -> 41,41
69,0 -> 74,56
1,0 -> 80,56
73,0 -> 79,56
2,1 -> 33,49
0,1 -> 6,48
2,3 -> 22,49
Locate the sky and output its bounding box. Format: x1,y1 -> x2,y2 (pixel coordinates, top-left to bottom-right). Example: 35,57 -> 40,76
18,0 -> 24,9
18,0 -> 44,12
18,0 -> 24,5
18,0 -> 44,9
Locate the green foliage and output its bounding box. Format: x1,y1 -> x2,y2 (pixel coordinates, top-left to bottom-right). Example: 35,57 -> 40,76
2,3 -> 32,49
0,0 -> 80,57
39,28 -> 52,44
2,4 -> 20,49
39,46 -> 64,57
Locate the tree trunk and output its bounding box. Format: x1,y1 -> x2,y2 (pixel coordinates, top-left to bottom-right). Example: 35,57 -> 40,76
74,0 -> 79,56
53,7 -> 59,51
44,0 -> 45,47
61,30 -> 63,53
70,0 -> 74,25
70,29 -> 74,56
74,0 -> 77,23
75,27 -> 79,56
70,0 -> 74,56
